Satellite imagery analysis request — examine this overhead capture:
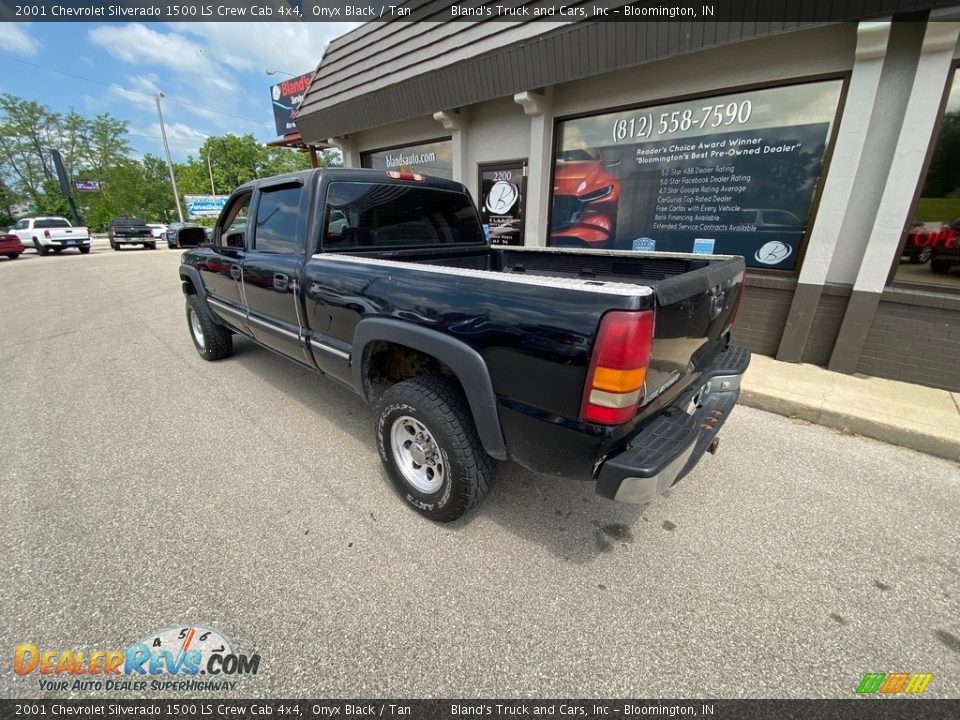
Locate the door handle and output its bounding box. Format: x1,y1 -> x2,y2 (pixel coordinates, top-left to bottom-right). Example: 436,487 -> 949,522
273,273 -> 289,291
230,264 -> 241,279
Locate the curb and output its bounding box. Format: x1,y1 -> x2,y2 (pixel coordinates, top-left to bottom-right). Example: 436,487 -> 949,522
739,388 -> 960,462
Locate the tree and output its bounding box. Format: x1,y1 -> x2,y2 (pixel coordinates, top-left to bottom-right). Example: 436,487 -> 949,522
922,111 -> 960,198
0,94 -> 62,205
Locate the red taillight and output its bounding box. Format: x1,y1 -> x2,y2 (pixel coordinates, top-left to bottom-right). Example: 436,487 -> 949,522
43,229 -> 50,238
580,310 -> 655,426
386,171 -> 424,181
110,226 -> 116,236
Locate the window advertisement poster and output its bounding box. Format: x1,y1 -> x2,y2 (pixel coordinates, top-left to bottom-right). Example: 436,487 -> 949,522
549,81 -> 843,270
479,162 -> 526,246
361,139 -> 454,180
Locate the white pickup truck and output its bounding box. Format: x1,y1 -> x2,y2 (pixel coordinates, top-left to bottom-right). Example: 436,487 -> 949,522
11,217 -> 91,256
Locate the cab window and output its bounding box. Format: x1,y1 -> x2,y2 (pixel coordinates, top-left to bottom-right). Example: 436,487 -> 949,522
217,193 -> 252,248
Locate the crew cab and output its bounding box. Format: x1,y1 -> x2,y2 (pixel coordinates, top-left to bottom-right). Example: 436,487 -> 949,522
11,217 -> 91,256
109,217 -> 155,250
179,169 -> 750,521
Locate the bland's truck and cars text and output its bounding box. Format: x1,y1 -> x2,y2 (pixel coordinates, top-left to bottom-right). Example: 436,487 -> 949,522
178,169 -> 750,521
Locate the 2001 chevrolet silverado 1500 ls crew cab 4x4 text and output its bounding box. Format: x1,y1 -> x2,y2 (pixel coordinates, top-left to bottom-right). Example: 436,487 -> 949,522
178,169 -> 750,521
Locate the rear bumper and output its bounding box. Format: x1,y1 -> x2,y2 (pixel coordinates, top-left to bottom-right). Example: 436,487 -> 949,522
37,238 -> 90,247
595,345 -> 751,504
112,237 -> 152,244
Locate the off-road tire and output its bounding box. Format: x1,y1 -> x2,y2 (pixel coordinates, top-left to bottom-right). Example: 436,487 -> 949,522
186,295 -> 233,361
376,375 -> 494,522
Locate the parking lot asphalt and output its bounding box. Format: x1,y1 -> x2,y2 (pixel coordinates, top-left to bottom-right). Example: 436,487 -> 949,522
0,247 -> 958,699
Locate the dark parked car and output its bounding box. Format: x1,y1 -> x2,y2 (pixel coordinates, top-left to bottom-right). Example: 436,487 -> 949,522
165,222 -> 207,249
930,217 -> 960,275
0,232 -> 25,260
109,217 -> 154,250
178,168 -> 749,522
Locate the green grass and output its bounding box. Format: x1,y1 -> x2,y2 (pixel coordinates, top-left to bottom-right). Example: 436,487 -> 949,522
914,197 -> 960,223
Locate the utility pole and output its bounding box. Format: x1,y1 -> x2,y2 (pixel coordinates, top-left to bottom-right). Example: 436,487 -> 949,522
155,92 -> 184,223
207,154 -> 216,196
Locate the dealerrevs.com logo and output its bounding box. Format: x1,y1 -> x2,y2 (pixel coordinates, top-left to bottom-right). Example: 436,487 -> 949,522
14,626 -> 260,692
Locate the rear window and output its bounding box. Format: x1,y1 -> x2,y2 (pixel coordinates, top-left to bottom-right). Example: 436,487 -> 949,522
112,217 -> 146,226
34,219 -> 71,229
321,182 -> 484,251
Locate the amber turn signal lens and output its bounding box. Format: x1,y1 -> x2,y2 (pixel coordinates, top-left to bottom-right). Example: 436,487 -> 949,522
591,366 -> 646,393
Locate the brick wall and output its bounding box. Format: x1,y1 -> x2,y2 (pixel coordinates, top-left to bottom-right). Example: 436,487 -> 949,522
730,274 -> 794,356
857,289 -> 960,391
800,289 -> 850,366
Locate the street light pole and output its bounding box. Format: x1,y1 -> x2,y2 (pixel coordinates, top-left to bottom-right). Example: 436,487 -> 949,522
155,92 -> 184,223
207,154 -> 216,196
265,69 -> 297,77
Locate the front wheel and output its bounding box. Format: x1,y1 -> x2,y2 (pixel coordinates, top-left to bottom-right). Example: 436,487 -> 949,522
376,375 -> 494,522
186,295 -> 233,361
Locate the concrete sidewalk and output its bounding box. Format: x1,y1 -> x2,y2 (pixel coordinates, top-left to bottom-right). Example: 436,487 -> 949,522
740,354 -> 960,461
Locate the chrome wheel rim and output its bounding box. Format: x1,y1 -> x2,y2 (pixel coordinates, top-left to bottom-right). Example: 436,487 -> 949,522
189,309 -> 205,347
390,415 -> 445,494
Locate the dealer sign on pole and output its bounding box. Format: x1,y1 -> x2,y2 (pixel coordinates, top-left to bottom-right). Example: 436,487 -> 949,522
270,71 -> 314,137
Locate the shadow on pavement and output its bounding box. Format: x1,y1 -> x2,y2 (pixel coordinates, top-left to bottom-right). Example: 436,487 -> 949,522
226,335 -> 646,563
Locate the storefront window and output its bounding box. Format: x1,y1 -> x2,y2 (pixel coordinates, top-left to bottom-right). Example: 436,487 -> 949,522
892,69 -> 960,290
549,80 -> 844,270
361,139 -> 453,180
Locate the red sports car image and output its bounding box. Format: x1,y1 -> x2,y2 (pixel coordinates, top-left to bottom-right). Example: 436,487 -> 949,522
550,148 -> 621,249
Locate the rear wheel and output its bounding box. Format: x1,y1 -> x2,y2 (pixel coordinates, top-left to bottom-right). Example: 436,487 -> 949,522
931,258 -> 953,274
35,240 -> 49,256
53,248 -> 63,254
6,253 -> 19,260
376,375 -> 494,522
79,246 -> 90,255
146,242 -> 156,250
186,295 -> 233,361
110,239 -> 118,251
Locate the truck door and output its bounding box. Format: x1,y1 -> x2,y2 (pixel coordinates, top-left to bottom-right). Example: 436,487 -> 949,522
201,191 -> 251,334
241,181 -> 310,364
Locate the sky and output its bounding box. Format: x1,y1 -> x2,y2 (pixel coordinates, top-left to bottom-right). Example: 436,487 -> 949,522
0,21 -> 357,161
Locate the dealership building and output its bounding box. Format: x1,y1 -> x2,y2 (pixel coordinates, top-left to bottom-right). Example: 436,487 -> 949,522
290,4 -> 960,392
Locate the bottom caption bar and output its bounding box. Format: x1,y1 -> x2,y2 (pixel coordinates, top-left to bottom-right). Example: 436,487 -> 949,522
1,700 -> 958,720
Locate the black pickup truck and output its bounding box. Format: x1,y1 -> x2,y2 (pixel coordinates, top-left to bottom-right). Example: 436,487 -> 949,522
109,217 -> 155,250
179,169 -> 750,521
